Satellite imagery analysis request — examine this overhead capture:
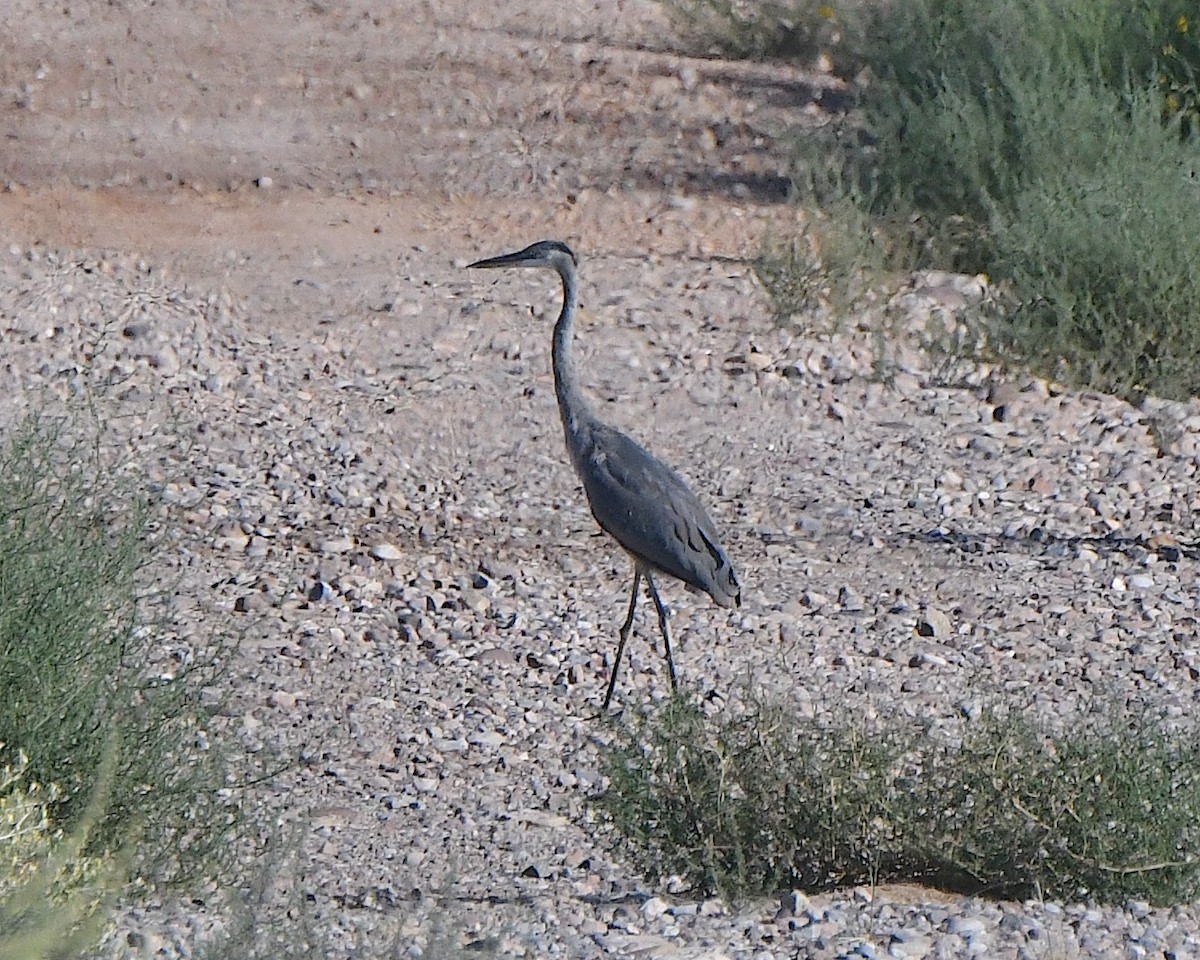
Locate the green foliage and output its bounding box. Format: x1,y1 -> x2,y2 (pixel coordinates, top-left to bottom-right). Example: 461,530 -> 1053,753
0,410 -> 234,886
0,747 -> 124,959
0,418 -> 142,820
852,0 -> 1195,239
857,1 -> 1155,211
599,697 -> 1200,904
1155,12 -> 1200,136
985,86 -> 1200,399
754,201 -> 894,325
823,0 -> 1200,401
662,0 -> 1200,398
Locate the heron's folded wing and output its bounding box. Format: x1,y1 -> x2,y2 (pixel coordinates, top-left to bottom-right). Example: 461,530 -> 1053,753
578,424 -> 740,607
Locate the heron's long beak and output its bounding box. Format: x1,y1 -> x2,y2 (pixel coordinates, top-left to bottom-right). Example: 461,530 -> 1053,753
467,249 -> 538,270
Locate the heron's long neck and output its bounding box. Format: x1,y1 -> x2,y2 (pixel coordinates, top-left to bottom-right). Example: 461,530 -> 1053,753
551,266 -> 595,460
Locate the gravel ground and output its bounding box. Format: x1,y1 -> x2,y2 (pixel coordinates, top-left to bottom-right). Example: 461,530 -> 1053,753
2,1 -> 1200,958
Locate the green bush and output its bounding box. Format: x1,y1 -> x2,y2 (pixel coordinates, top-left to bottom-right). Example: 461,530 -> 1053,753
599,697 -> 1200,904
856,1 -> 1153,215
777,0 -> 1200,400
0,410 -> 233,886
985,84 -> 1200,399
1155,12 -> 1200,135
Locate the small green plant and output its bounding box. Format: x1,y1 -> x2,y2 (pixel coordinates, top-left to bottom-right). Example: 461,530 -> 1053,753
755,201 -> 894,327
599,696 -> 1200,904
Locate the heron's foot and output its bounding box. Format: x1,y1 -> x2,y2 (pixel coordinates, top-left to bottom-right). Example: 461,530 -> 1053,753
587,693 -> 625,721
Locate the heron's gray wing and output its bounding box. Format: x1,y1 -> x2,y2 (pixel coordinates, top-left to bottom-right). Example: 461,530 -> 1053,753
576,423 -> 741,608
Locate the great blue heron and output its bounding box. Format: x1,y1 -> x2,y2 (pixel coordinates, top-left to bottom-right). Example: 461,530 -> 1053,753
467,240 -> 741,709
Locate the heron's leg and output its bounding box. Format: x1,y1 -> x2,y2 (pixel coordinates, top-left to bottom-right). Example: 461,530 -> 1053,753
603,565 -> 642,710
644,571 -> 677,693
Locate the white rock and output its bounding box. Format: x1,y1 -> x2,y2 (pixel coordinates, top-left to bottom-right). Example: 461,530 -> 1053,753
370,542 -> 403,561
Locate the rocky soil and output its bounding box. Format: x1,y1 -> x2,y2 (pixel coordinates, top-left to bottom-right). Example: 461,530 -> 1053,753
2,1 -> 1200,957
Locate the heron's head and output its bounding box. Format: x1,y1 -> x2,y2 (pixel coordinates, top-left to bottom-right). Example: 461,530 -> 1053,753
467,240 -> 578,276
